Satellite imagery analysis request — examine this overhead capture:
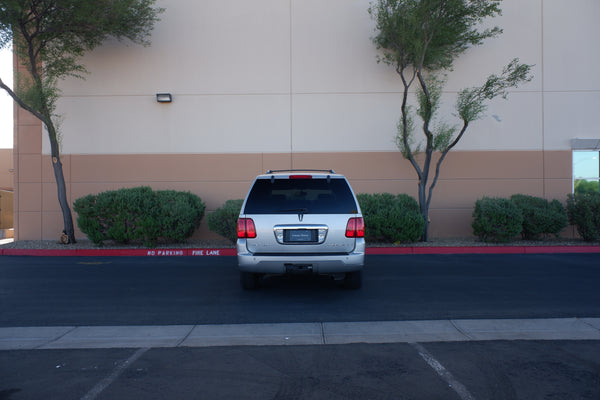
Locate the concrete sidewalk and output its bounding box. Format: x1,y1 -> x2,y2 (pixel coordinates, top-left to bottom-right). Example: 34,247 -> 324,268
2,317 -> 600,350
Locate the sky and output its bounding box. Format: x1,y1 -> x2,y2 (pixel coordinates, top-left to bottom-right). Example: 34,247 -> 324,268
573,151 -> 600,180
0,45 -> 13,149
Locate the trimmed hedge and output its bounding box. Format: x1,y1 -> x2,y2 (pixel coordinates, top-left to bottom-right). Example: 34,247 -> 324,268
510,194 -> 567,240
73,186 -> 205,247
566,192 -> 600,241
207,199 -> 244,243
472,197 -> 523,243
357,193 -> 424,243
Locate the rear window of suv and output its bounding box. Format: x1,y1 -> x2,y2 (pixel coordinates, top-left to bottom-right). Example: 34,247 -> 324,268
243,177 -> 359,215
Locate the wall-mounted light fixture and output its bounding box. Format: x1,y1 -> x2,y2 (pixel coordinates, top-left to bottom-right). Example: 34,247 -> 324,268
156,93 -> 172,103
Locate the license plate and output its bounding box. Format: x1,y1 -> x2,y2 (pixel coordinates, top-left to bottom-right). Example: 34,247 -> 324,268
286,229 -> 316,242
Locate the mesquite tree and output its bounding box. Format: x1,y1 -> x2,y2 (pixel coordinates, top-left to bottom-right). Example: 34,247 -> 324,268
369,0 -> 533,241
0,0 -> 163,243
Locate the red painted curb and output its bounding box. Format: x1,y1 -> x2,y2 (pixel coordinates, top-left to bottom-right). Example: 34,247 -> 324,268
0,248 -> 238,257
522,246 -> 600,254
365,247 -> 413,255
1,246 -> 599,257
366,246 -> 600,255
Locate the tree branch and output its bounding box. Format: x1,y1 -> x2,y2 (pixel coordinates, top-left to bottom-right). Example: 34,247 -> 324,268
445,119 -> 469,154
426,120 -> 469,211
397,65 -> 423,180
0,76 -> 48,124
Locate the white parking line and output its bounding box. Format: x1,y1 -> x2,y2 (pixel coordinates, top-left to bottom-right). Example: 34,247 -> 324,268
410,342 -> 476,400
80,347 -> 149,400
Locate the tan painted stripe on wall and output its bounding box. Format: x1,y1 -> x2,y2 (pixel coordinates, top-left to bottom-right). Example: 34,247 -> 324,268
13,150 -> 573,241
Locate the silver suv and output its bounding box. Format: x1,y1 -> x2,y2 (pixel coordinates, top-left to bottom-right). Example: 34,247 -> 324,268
237,170 -> 365,289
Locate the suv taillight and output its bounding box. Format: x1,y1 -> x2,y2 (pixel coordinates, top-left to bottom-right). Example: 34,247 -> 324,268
345,217 -> 365,238
237,218 -> 257,239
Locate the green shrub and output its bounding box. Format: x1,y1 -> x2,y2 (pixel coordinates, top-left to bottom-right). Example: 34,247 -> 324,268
566,192 -> 600,241
357,193 -> 425,243
73,186 -> 205,247
510,194 -> 568,240
574,179 -> 600,194
156,190 -> 207,243
472,197 -> 523,243
207,199 -> 244,243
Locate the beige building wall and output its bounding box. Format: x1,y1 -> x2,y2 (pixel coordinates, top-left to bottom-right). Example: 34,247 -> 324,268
12,0 -> 599,241
0,149 -> 12,191
51,0 -> 549,155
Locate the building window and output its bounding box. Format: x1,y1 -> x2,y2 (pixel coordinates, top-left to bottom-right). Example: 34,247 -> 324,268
573,149 -> 600,194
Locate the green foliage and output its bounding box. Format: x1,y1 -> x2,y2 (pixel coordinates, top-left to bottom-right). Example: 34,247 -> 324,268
73,187 -> 205,247
357,193 -> 425,243
416,75 -> 444,123
1,0 -> 164,136
510,194 -> 567,240
15,75 -> 59,118
207,199 -> 244,243
368,0 -> 503,71
396,106 -> 418,157
472,197 -> 523,243
1,0 -> 163,75
156,190 -> 206,243
457,59 -> 533,123
432,122 -> 455,152
574,179 -> 600,194
566,192 -> 600,241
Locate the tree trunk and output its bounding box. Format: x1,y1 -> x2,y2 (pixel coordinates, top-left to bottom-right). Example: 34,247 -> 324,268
51,155 -> 77,244
418,180 -> 430,242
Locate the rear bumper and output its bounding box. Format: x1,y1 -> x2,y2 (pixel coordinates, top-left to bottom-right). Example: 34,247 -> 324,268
237,239 -> 365,274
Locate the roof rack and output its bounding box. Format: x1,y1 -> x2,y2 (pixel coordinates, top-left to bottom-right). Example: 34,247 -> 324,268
266,169 -> 336,174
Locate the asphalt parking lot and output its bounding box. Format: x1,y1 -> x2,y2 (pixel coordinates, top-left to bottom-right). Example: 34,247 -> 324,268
2,340 -> 600,400
2,254 -> 600,327
1,253 -> 599,399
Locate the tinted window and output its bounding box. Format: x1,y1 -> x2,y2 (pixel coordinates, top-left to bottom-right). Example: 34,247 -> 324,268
244,178 -> 359,214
